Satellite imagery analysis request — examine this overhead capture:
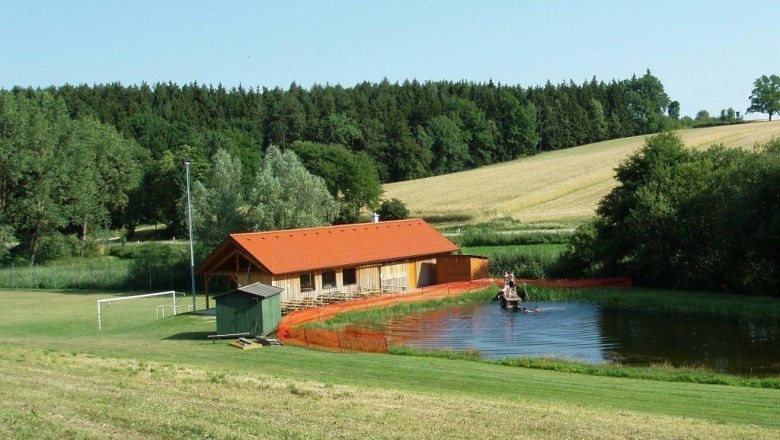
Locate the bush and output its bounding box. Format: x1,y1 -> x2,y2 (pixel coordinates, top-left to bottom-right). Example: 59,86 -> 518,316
34,234 -> 81,263
377,198 -> 409,221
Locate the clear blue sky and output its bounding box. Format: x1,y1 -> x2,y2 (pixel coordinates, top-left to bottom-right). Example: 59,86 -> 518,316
1,0 -> 778,118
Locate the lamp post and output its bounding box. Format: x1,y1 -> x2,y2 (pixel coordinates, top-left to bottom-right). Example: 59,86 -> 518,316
183,158 -> 196,311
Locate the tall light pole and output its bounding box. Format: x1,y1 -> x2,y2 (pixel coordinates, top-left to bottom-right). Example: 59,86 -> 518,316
183,158 -> 196,311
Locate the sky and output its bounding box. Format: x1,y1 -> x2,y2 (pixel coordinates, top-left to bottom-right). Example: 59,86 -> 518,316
1,0 -> 778,119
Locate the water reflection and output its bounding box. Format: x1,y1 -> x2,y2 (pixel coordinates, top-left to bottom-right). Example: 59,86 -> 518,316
382,301 -> 780,376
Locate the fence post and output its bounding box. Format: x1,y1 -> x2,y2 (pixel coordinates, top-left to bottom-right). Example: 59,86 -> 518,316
12,263 -> 15,290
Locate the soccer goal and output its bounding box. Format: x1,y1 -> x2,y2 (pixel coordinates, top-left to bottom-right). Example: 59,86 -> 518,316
97,291 -> 190,330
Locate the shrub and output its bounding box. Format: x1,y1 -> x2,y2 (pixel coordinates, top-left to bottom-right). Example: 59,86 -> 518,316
377,198 -> 409,220
35,234 -> 81,263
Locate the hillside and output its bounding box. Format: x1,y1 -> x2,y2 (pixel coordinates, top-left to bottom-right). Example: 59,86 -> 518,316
383,121 -> 780,224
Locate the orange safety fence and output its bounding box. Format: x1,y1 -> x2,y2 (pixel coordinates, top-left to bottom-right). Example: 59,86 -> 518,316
278,277 -> 632,353
278,279 -> 494,352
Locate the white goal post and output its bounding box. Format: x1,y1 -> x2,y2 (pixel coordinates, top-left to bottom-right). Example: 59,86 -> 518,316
97,291 -> 187,330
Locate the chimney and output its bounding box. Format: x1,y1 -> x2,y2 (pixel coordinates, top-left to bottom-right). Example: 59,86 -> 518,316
371,212 -> 380,223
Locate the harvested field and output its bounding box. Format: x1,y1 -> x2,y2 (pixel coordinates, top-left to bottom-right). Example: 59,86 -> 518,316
383,121 -> 780,223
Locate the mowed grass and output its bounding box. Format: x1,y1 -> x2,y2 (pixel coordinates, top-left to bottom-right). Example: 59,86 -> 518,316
384,121 -> 780,223
1,290 -> 779,439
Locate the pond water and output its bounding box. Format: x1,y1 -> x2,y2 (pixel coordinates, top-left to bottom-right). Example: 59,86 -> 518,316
381,301 -> 780,376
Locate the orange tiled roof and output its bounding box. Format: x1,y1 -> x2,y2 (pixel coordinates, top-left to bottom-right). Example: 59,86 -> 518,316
227,219 -> 458,275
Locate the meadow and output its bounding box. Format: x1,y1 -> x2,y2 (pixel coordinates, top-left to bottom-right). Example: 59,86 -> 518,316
1,289 -> 778,439
383,121 -> 780,224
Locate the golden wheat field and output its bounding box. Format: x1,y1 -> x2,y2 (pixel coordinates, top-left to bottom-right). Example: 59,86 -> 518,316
383,121 -> 780,224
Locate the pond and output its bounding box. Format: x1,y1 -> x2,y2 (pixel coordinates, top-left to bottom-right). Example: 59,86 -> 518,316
381,301 -> 780,376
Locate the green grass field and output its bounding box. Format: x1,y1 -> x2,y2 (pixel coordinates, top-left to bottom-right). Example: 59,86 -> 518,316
1,289 -> 778,439
384,121 -> 780,224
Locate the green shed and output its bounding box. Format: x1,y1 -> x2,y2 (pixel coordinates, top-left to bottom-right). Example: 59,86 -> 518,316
214,282 -> 283,336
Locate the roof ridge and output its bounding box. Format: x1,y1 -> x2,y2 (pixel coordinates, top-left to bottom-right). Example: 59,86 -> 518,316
229,218 -> 426,237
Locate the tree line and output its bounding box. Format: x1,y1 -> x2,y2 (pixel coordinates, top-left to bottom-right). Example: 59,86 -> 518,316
562,133 -> 779,297
1,71 -> 676,263
34,71 -> 675,181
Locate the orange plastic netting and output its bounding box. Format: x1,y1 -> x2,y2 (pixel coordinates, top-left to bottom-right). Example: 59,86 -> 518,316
278,277 -> 632,353
278,279 -> 494,352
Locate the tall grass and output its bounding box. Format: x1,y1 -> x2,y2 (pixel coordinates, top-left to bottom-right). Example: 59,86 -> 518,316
460,243 -> 569,279
0,257 -> 131,290
0,254 -> 190,292
451,229 -> 572,247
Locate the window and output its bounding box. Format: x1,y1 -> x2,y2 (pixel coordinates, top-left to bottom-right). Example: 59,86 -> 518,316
300,273 -> 314,291
342,268 -> 357,285
322,270 -> 336,289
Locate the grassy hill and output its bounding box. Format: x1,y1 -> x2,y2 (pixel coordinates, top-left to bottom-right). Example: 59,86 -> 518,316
383,121 -> 780,225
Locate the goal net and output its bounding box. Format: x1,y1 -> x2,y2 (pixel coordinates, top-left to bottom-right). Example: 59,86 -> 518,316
97,291 -> 190,330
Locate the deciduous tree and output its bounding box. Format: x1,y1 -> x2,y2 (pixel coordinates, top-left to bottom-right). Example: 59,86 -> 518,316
245,145 -> 338,231
747,74 -> 780,121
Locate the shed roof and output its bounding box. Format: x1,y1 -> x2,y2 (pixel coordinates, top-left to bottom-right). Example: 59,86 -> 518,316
198,219 -> 459,276
239,282 -> 283,298
214,282 -> 283,299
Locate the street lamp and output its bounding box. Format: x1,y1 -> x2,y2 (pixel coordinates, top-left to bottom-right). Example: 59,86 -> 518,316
183,158 -> 196,311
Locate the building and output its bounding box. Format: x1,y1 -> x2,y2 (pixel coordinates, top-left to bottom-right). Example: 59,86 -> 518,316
213,282 -> 282,336
197,219 -> 488,307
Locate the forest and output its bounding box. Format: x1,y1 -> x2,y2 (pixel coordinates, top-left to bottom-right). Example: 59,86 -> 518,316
0,71 -> 675,264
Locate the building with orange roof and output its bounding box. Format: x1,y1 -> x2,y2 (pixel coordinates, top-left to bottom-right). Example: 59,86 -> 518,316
197,219 -> 489,307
